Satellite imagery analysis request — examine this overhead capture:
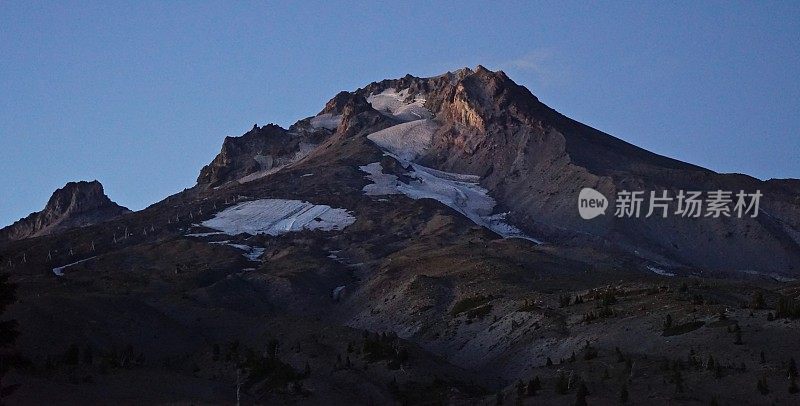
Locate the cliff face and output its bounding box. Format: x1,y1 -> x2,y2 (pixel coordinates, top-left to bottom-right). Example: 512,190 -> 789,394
0,180 -> 129,241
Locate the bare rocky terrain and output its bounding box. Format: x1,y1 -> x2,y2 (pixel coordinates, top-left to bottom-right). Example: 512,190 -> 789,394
1,67 -> 799,405
0,180 -> 129,242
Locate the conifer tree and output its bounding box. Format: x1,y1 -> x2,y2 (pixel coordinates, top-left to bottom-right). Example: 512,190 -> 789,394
757,375 -> 769,395
619,382 -> 629,404
574,382 -> 588,406
0,272 -> 18,402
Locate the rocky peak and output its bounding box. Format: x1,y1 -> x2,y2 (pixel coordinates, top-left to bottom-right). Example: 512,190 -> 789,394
196,123 -> 293,188
320,91 -> 355,116
45,180 -> 113,215
444,66 -> 544,130
351,66 -> 543,133
0,180 -> 129,241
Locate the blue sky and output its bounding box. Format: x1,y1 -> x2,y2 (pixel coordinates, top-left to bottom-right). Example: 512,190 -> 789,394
1,1 -> 798,227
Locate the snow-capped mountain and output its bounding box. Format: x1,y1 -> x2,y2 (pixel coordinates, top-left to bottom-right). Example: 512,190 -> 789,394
3,67 -> 800,404
192,65 -> 800,275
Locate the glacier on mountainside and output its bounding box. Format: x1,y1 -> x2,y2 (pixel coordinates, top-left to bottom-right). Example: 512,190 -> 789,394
366,88 -> 433,122
359,160 -> 540,243
201,199 -> 356,236
366,119 -> 438,161
310,113 -> 342,130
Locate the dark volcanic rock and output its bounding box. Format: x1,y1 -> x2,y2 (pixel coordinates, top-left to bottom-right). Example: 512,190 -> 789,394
196,124 -> 293,188
0,180 -> 129,241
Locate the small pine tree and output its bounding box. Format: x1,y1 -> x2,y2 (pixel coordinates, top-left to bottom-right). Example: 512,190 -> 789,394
619,382 -> 629,403
0,272 -> 20,403
83,344 -> 94,365
760,351 -> 766,364
526,376 -> 541,397
569,351 -> 576,363
664,314 -> 673,330
688,349 -> 697,368
757,375 -> 769,395
546,357 -> 553,367
674,370 -> 684,393
527,378 -> 537,396
387,376 -> 399,394
559,295 -> 571,308
734,330 -> 743,345
555,372 -> 569,395
752,290 -> 766,309
64,343 -> 80,366
615,347 -> 625,363
706,355 -> 715,371
212,343 -> 220,361
584,344 -> 598,360
574,382 -> 588,406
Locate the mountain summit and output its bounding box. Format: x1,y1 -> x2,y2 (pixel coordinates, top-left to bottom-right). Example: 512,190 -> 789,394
0,180 -> 129,241
3,67 -> 800,404
192,66 -> 800,274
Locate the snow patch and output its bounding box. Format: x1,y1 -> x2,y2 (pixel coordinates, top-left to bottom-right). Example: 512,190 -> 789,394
52,256 -> 97,277
254,154 -> 274,170
741,270 -> 797,282
185,231 -> 226,237
359,162 -> 403,196
367,88 -> 432,122
201,199 -> 356,236
310,113 -> 341,130
231,244 -> 266,262
238,142 -> 319,184
367,119 -> 438,161
332,285 -> 346,301
646,265 -> 676,277
360,160 -> 540,243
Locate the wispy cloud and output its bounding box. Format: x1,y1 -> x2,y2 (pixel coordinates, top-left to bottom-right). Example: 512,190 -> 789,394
507,51 -> 550,73
500,50 -> 567,87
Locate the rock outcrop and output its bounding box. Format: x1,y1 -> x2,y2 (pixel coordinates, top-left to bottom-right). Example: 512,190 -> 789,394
0,180 -> 129,241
